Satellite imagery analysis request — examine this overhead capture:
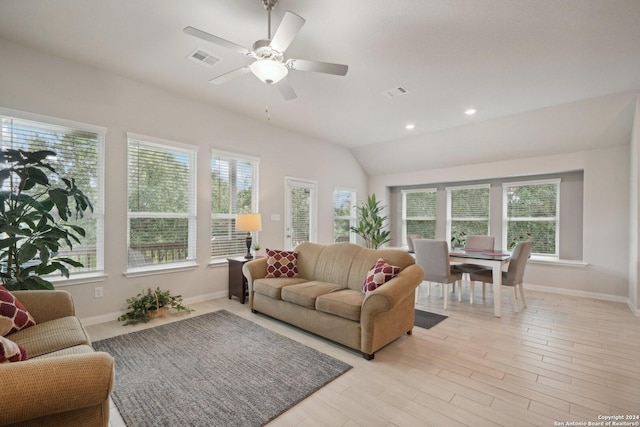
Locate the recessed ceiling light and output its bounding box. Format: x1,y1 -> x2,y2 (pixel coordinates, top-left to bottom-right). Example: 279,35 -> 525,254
405,124 -> 415,130
465,108 -> 477,116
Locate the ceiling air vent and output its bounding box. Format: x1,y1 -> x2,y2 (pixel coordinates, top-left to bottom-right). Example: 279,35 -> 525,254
383,86 -> 410,99
187,48 -> 221,67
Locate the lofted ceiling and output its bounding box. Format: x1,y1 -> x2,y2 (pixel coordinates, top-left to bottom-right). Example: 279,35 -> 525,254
1,0 -> 640,172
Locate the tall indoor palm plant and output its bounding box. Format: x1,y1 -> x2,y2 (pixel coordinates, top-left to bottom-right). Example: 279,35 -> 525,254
0,149 -> 92,290
350,193 -> 391,249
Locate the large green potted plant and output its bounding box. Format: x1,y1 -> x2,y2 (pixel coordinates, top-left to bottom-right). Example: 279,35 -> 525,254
350,193 -> 391,249
0,149 -> 93,290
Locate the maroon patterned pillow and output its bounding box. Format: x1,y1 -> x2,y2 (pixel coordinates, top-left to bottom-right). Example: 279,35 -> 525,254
0,335 -> 28,363
362,258 -> 400,293
0,285 -> 36,337
265,249 -> 299,278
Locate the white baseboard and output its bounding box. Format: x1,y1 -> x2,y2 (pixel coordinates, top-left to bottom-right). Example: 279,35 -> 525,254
525,283 -> 638,315
80,290 -> 227,326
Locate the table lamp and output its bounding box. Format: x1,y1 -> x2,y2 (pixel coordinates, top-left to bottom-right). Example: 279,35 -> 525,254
235,213 -> 262,259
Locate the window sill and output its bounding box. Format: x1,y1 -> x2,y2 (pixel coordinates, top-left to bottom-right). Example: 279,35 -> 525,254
528,257 -> 588,267
50,272 -> 109,287
123,261 -> 199,278
208,258 -> 230,268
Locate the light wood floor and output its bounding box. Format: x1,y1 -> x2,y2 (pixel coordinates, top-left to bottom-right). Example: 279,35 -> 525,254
86,283 -> 640,427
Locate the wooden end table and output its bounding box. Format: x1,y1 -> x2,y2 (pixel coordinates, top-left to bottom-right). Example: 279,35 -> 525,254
227,256 -> 253,304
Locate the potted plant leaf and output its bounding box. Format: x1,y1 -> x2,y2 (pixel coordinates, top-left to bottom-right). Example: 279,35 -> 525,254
350,194 -> 391,249
118,287 -> 193,325
0,149 -> 93,290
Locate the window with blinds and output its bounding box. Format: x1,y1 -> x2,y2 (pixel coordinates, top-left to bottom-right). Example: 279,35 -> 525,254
0,113 -> 105,275
402,189 -> 437,243
447,185 -> 490,241
127,135 -> 197,268
503,179 -> 559,255
211,150 -> 258,258
333,188 -> 356,243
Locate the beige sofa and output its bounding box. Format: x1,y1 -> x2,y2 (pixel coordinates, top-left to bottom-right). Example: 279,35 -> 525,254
1,290 -> 114,427
243,242 -> 424,360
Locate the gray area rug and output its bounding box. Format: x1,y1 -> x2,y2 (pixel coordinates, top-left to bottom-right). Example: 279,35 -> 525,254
414,309 -> 448,329
93,310 -> 352,426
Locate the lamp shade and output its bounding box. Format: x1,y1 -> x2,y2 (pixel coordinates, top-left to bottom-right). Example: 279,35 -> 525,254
249,59 -> 288,84
235,213 -> 262,232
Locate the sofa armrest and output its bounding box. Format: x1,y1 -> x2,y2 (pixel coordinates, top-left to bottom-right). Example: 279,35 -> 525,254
242,257 -> 268,289
0,352 -> 114,425
361,264 -> 424,317
11,290 -> 76,323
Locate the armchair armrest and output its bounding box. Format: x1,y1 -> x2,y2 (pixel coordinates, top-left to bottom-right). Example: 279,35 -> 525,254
0,352 -> 114,425
361,264 -> 424,319
11,290 -> 75,323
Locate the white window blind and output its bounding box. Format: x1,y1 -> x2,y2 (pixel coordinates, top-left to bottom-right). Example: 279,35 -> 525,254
333,188 -> 356,243
402,189 -> 437,243
503,179 -> 559,255
447,185 -> 490,242
127,135 -> 197,268
0,113 -> 105,274
211,150 -> 258,258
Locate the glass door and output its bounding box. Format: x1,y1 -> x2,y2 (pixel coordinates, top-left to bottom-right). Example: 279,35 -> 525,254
284,177 -> 317,250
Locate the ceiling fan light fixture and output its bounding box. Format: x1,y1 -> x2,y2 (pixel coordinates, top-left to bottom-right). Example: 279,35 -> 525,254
250,59 -> 288,84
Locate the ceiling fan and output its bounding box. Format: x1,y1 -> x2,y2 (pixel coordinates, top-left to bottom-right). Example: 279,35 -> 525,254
183,0 -> 348,101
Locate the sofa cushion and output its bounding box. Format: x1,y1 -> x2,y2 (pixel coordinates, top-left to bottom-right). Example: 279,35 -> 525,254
0,335 -> 28,363
281,281 -> 344,309
316,289 -> 365,321
265,249 -> 299,278
8,316 -> 90,358
0,285 -> 36,336
362,258 -> 401,293
253,277 -> 308,299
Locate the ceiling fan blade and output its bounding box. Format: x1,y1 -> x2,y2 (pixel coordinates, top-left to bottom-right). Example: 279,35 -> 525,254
209,67 -> 251,85
183,26 -> 251,56
276,78 -> 297,101
286,59 -> 348,76
269,12 -> 305,53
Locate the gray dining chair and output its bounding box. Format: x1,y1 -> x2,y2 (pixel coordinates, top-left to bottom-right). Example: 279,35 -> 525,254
469,240 -> 532,313
451,235 -> 495,302
406,234 -> 420,252
414,239 -> 463,310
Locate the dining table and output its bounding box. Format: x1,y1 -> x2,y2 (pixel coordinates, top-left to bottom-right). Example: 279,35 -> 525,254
448,248 -> 511,317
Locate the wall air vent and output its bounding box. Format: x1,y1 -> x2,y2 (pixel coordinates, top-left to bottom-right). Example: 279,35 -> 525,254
383,86 -> 410,99
187,48 -> 221,67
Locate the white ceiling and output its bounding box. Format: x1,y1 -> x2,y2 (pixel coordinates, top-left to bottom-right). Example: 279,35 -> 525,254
1,0 -> 639,161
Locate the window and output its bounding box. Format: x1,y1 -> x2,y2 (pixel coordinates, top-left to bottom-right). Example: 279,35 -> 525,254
127,134 -> 197,269
447,184 -> 490,243
1,112 -> 105,275
333,188 -> 356,243
402,189 -> 437,244
211,150 -> 259,258
503,179 -> 559,256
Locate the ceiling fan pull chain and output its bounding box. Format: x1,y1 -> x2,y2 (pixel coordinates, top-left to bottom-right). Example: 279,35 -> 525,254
265,83 -> 272,121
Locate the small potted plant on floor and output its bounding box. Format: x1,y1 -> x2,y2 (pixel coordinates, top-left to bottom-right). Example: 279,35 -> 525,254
118,287 -> 193,325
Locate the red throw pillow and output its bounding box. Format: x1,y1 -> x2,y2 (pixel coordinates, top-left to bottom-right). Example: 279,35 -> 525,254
0,335 -> 28,363
0,285 -> 36,336
362,258 -> 400,293
265,249 -> 299,278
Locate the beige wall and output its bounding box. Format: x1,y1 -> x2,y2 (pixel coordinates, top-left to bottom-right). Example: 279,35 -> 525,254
0,38 -> 368,320
630,97 -> 640,313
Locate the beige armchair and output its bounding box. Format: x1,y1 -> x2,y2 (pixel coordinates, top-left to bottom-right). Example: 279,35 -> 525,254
1,290 -> 114,427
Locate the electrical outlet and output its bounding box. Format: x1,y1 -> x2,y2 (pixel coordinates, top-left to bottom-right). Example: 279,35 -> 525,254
94,286 -> 103,298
